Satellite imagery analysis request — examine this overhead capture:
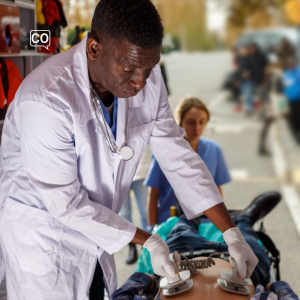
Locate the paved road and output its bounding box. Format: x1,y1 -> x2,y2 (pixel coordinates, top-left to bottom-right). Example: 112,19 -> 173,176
115,51 -> 300,296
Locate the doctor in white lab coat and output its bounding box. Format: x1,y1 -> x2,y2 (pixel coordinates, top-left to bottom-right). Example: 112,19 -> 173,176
0,1 -> 258,299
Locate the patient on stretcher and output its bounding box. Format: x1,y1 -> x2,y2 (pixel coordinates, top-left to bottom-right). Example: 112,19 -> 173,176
112,192 -> 299,300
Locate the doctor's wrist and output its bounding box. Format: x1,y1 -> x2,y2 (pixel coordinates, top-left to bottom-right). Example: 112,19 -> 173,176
203,202 -> 236,233
131,227 -> 152,246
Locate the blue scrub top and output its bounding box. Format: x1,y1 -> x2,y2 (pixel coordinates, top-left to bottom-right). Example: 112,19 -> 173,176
283,66 -> 300,102
144,137 -> 231,224
98,96 -> 118,140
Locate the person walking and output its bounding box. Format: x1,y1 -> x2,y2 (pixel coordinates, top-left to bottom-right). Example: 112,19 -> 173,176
276,38 -> 295,69
146,96 -> 231,226
248,44 -> 268,90
238,46 -> 256,115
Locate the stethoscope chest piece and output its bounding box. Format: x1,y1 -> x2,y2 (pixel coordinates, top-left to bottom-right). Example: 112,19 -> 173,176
118,145 -> 134,161
90,83 -> 134,161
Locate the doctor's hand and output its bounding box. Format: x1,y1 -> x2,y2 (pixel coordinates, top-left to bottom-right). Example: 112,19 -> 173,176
143,233 -> 176,278
223,227 -> 259,279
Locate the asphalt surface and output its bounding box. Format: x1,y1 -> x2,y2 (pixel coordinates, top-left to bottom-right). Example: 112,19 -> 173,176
1,51 -> 300,298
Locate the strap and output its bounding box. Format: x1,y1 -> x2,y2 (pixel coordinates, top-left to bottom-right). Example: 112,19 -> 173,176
0,57 -> 9,99
53,0 -> 68,28
256,231 -> 280,258
256,231 -> 281,281
0,58 -> 8,120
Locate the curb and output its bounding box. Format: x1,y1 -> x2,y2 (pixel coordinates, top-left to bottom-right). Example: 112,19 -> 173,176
270,121 -> 300,238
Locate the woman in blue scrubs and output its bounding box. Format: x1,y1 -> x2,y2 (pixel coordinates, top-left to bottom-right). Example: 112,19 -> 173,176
145,96 -> 231,227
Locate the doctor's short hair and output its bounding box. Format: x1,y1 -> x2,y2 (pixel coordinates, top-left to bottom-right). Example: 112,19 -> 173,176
91,0 -> 164,49
175,96 -> 210,126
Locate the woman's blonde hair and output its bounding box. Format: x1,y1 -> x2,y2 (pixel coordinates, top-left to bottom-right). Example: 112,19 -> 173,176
175,96 -> 210,126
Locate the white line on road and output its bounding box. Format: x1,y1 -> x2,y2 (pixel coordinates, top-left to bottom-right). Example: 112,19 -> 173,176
270,123 -> 300,238
230,169 -> 249,179
281,185 -> 300,236
208,90 -> 229,108
270,125 -> 288,181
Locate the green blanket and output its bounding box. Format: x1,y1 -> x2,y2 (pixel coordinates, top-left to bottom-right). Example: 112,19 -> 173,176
135,217 -> 224,274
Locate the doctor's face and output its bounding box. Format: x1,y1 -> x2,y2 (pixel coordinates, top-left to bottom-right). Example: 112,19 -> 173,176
87,33 -> 162,98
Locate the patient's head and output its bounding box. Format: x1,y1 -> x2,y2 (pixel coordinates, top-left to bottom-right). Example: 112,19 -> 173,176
159,258 -> 255,300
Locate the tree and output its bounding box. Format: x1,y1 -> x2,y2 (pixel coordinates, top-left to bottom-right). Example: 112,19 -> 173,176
226,0 -> 286,28
154,0 -> 218,51
216,0 -> 288,46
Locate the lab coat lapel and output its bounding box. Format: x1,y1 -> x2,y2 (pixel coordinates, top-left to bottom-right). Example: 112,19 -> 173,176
111,91 -> 144,211
128,89 -> 144,108
111,98 -> 125,212
72,34 -> 94,126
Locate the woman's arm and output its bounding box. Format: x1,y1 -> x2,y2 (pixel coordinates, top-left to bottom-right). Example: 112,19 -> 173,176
147,187 -> 160,225
217,186 -> 224,199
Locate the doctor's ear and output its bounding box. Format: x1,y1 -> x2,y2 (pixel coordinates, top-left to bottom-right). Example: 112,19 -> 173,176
86,38 -> 101,60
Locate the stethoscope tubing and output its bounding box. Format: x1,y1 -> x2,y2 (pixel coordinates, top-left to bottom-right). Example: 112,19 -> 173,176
89,87 -> 132,160
90,88 -> 117,153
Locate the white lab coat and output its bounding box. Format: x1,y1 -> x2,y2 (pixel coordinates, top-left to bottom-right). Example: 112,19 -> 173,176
0,34 -> 223,299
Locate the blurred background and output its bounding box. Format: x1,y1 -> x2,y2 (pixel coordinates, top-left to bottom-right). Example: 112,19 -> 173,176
1,0 -> 300,298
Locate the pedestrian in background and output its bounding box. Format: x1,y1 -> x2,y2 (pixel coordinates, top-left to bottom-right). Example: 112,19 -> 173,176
120,147 -> 151,264
257,62 -> 276,155
276,38 -> 295,69
223,47 -> 241,106
238,46 -> 256,115
145,96 -> 231,227
248,44 -> 269,96
282,57 -> 300,144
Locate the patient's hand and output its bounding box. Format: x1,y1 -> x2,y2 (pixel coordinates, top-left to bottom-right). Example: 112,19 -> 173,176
145,273 -> 156,294
158,258 -> 255,300
265,282 -> 272,291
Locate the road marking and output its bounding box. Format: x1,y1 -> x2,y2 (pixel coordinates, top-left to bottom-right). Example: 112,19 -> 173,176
232,177 -> 279,183
208,90 -> 229,108
208,92 -> 262,133
270,122 -> 300,237
270,125 -> 288,181
281,185 -> 300,235
292,169 -> 300,184
230,169 -> 249,179
214,125 -> 243,133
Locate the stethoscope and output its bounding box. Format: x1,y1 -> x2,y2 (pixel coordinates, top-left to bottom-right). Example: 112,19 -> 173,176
89,86 -> 134,161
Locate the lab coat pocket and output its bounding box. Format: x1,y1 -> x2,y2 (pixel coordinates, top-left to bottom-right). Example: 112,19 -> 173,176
1,199 -> 63,275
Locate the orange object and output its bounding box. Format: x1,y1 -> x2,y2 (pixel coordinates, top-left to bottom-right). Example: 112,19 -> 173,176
285,0 -> 300,25
0,59 -> 22,109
